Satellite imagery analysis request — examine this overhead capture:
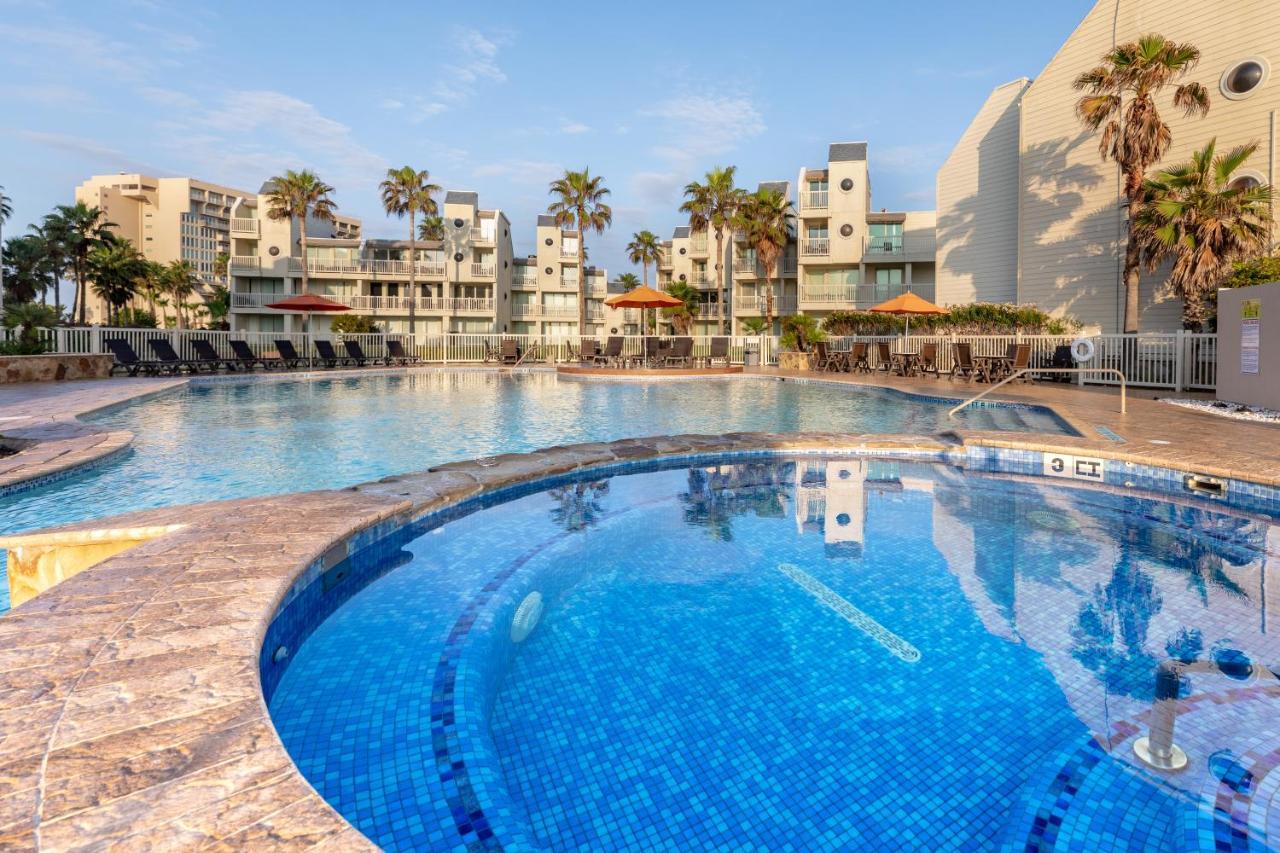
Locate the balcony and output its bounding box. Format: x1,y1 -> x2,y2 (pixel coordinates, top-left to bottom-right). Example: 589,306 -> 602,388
512,274 -> 538,289
231,291 -> 289,309
560,247 -> 578,259
470,263 -> 495,278
230,218 -> 259,235
801,238 -> 829,256
803,191 -> 829,211
690,274 -> 711,287
289,258 -> 364,275
346,296 -> 448,313
798,283 -> 931,308
511,303 -> 540,317
229,256 -> 261,272
733,295 -> 798,315
364,259 -> 446,278
558,277 -> 580,290
472,231 -> 495,246
694,303 -> 721,318
448,297 -> 495,313
732,257 -> 757,274
799,285 -> 858,306
862,235 -> 936,258
539,304 -> 580,318
689,235 -> 708,254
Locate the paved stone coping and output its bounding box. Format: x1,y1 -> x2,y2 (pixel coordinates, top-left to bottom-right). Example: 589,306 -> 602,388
6,429 -> 1280,850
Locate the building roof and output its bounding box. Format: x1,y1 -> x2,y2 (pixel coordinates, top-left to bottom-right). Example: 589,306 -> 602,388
828,142 -> 868,162
444,191 -> 479,206
672,225 -> 691,238
758,181 -> 789,195
258,180 -> 278,194
537,214 -> 559,227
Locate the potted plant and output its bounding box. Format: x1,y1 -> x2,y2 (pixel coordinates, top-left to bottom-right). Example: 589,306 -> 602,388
778,315 -> 824,370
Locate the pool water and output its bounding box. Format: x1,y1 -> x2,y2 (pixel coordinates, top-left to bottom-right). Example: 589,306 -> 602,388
265,456 -> 1280,851
0,373 -> 1071,610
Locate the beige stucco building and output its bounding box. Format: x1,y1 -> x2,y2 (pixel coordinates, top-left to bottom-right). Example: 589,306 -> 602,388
936,0 -> 1279,332
510,216 -> 617,337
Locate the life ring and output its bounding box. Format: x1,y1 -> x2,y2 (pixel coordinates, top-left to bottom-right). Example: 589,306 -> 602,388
1070,338 -> 1095,363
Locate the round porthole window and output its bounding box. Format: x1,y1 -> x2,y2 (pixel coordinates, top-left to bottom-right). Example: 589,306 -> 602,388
678,273 -> 687,281
544,266 -> 553,275
1228,170 -> 1265,192
1221,58 -> 1268,99
453,218 -> 465,228
839,178 -> 854,192
453,252 -> 464,263
268,246 -> 280,256
679,247 -> 687,255
544,237 -> 553,246
839,224 -> 854,237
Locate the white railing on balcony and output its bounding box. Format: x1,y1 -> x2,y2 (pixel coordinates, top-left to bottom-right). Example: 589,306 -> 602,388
691,274 -> 711,287
289,258 -> 365,275
229,256 -> 260,271
695,303 -> 720,318
732,257 -> 757,274
470,263 -> 495,278
690,236 -> 709,253
559,277 -> 579,289
511,303 -> 540,317
512,275 -> 538,288
231,292 -> 290,308
801,238 -> 829,256
472,231 -> 495,245
539,304 -> 579,318
804,191 -> 829,210
448,297 -> 495,312
230,218 -> 258,234
560,247 -> 578,259
365,259 -> 446,277
733,296 -> 798,315
346,296 -> 448,312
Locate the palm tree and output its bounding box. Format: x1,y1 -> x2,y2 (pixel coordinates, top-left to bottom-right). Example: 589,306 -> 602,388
615,272 -> 640,288
1136,139 -> 1274,329
264,169 -> 337,299
733,188 -> 795,333
379,166 -> 441,336
40,202 -> 116,324
1,301 -> 59,354
418,215 -> 445,241
663,281 -> 701,334
681,166 -> 743,335
162,260 -> 199,329
740,316 -> 768,336
1073,34 -> 1210,332
548,168 -> 612,334
28,223 -> 67,307
2,236 -> 45,304
88,238 -> 148,325
0,186 -> 11,311
626,230 -> 663,288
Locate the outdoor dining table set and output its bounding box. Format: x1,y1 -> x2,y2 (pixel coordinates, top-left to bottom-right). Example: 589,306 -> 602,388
812,341 -> 1035,383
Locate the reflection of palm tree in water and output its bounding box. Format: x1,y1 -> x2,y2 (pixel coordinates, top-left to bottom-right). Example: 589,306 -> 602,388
549,481 -> 610,532
1132,506 -> 1256,606
1071,538 -> 1165,700
680,463 -> 790,542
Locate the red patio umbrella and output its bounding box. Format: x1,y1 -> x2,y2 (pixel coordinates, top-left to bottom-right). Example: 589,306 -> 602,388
265,294 -> 352,364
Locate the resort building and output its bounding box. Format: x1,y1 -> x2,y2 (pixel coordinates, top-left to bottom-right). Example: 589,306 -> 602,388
795,143 -> 937,325
935,0 -> 1280,332
655,225 -> 730,335
511,216 -> 617,337
731,180 -> 798,334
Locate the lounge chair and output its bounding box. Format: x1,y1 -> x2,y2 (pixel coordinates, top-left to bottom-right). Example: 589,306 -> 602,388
274,339 -> 307,369
642,337 -> 662,368
594,336 -> 624,366
706,336 -> 730,367
148,339 -> 206,374
387,340 -> 420,365
1006,343 -> 1032,382
917,342 -> 941,378
499,338 -> 520,365
577,339 -> 599,365
662,337 -> 694,367
848,342 -> 870,373
191,339 -> 238,372
950,343 -> 988,383
104,338 -> 161,376
343,340 -> 382,366
875,342 -> 893,373
229,339 -> 279,370
314,340 -> 349,368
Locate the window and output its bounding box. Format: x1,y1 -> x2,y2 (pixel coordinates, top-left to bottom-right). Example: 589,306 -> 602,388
807,223 -> 829,238
804,267 -> 859,286
1228,171 -> 1265,192
1221,58 -> 1269,99
807,179 -> 828,193
875,268 -> 903,285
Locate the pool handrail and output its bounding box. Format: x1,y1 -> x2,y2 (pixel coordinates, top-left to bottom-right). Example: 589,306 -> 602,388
948,367 -> 1127,418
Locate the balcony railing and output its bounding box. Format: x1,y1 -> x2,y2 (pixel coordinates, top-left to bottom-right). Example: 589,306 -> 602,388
801,238 -> 829,256
862,235 -> 936,257
804,191 -> 829,210
694,303 -> 720,318
448,297 -> 495,312
691,274 -> 711,287
733,295 -> 798,315
346,296 -> 448,312
230,218 -> 258,235
229,256 -> 260,271
560,247 -> 578,259
231,291 -> 290,308
289,258 -> 363,275
733,257 -> 798,276
559,277 -> 579,289
512,275 -> 539,288
470,263 -> 495,278
511,303 -> 540,317
539,304 -> 580,318
689,236 -> 708,253
365,259 -> 446,277
472,231 -> 495,246
864,236 -> 903,255
799,283 -> 932,308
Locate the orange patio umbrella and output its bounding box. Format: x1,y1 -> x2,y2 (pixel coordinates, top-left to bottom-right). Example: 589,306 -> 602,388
605,285 -> 682,335
868,291 -> 948,337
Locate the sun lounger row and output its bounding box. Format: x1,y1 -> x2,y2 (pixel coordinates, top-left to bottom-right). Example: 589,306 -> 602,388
105,338 -> 422,376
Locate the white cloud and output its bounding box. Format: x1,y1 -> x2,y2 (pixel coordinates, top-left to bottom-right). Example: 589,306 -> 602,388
560,120 -> 591,135
14,130 -> 158,173
0,23 -> 149,79
132,22 -> 200,52
430,28 -> 508,107
639,93 -> 765,162
875,143 -> 950,174
473,159 -> 562,186
380,98 -> 405,111
136,86 -> 199,109
631,171 -> 685,206
7,83 -> 93,107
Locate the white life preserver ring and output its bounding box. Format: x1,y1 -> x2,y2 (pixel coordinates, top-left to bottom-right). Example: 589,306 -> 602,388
1070,338 -> 1096,363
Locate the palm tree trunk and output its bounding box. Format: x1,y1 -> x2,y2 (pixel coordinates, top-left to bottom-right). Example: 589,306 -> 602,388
1122,197 -> 1141,333
715,227 -> 725,335
408,209 -> 417,337
577,228 -> 587,337
298,215 -> 310,297
766,267 -> 775,334
642,261 -> 649,288
75,258 -> 86,324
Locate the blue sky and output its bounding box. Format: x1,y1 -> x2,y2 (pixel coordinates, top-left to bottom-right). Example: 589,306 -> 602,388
2,0 -> 1094,278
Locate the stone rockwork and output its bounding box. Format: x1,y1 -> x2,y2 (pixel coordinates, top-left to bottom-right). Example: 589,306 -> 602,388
0,354 -> 115,384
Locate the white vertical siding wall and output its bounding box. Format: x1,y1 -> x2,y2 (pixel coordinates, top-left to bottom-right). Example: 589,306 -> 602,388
935,78 -> 1031,306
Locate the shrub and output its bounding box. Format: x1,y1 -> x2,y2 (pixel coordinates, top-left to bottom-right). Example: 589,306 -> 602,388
821,303 -> 1079,336
330,314 -> 379,334
780,314 -> 826,351
116,307 -> 158,328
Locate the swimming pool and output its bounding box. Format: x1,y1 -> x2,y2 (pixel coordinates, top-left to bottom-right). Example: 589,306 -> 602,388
265,454 -> 1280,851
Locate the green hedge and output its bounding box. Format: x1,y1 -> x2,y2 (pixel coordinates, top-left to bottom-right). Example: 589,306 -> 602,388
821,303 -> 1080,336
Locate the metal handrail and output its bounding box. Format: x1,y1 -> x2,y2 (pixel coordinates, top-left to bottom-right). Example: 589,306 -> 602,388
513,342 -> 542,366
947,367 -> 1127,417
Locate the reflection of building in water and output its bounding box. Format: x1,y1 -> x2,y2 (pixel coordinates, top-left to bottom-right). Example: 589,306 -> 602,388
793,460 -> 935,558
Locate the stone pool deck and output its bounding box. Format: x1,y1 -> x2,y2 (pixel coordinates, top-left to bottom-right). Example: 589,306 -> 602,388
2,367 -> 1280,849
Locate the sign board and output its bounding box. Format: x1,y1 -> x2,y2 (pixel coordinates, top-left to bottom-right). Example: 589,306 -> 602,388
1242,299 -> 1261,375
1043,452 -> 1105,482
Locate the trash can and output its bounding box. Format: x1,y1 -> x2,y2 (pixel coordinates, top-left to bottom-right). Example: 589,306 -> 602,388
743,342 -> 760,367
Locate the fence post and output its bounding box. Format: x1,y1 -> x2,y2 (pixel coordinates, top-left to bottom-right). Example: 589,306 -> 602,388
443,333 -> 449,365
92,326 -> 102,355
1173,330 -> 1185,394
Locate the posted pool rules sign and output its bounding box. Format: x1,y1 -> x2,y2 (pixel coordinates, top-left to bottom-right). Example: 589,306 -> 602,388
1242,299 -> 1261,375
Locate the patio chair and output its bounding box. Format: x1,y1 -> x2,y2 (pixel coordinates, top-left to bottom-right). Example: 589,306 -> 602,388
314,339 -> 349,368
1007,343 -> 1032,382
148,339 -> 206,374
1044,344 -> 1073,382
499,338 -> 520,365
483,341 -> 499,363
875,342 -> 892,373
642,336 -> 662,368
706,336 -> 730,367
595,336 -> 624,366
848,342 -> 870,373
104,338 -> 160,376
191,339 -> 238,372
273,339 -> 307,369
812,341 -> 833,372
387,340 -> 420,365
577,339 -> 599,364
917,343 -> 941,378
950,343 -> 987,383
229,339 -> 279,370
343,340 -> 382,366
663,337 -> 694,367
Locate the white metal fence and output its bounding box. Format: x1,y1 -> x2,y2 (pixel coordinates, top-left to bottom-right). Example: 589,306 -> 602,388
1,326 -> 1217,390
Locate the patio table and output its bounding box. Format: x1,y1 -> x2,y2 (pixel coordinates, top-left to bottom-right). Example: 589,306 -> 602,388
889,351 -> 920,376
